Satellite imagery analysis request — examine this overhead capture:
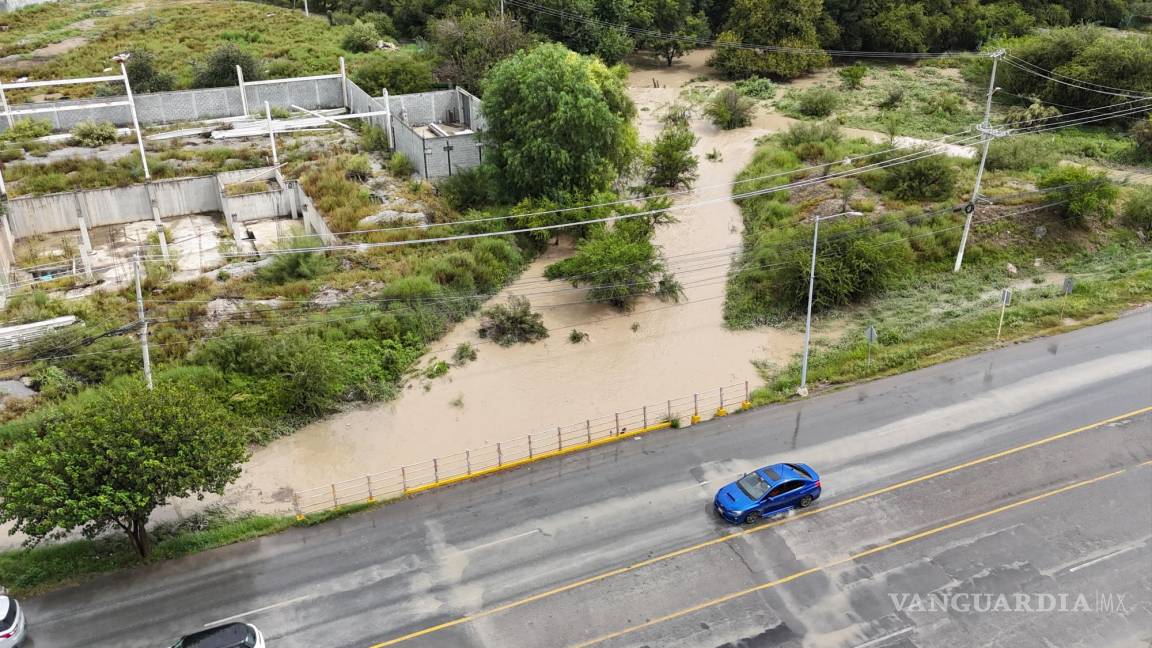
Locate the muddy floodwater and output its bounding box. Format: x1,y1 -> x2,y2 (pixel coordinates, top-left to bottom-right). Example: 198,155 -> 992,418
220,50 -> 847,514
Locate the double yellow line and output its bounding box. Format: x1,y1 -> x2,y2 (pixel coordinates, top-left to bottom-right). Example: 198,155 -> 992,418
369,406 -> 1152,648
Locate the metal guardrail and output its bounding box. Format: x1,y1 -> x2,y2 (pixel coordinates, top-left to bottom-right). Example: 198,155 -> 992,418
293,381 -> 752,517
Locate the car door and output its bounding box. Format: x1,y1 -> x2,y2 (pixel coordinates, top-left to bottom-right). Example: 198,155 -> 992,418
763,481 -> 804,513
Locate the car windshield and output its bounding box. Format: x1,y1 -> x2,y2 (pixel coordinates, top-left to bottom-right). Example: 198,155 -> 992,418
737,472 -> 771,500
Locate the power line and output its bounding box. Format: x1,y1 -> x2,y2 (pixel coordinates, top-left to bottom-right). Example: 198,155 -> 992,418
1002,54 -> 1152,99
1001,56 -> 1152,100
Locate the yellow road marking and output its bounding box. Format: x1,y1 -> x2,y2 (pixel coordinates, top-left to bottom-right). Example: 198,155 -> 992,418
573,465 -> 1141,647
367,406 -> 1152,647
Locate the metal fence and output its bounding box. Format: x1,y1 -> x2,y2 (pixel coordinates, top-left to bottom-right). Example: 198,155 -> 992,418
293,381 -> 752,517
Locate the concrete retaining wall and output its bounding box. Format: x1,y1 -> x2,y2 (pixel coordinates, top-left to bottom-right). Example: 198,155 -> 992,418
347,81 -> 387,130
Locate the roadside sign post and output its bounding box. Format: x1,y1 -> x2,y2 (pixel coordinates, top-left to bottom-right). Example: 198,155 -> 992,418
1060,276 -> 1074,319
865,325 -> 877,370
997,288 -> 1012,341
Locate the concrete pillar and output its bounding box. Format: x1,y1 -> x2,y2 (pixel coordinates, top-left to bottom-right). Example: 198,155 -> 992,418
285,178 -> 299,218
382,89 -> 394,150
237,65 -> 249,116
73,193 -> 95,281
144,182 -> 170,261
339,56 -> 349,110
454,87 -> 463,125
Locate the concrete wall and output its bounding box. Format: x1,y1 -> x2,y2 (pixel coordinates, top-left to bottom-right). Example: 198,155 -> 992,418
391,120 -> 428,179
6,167 -> 286,238
300,190 -> 339,246
388,90 -> 459,127
1,76 -> 344,132
347,80 -> 387,130
0,0 -> 55,12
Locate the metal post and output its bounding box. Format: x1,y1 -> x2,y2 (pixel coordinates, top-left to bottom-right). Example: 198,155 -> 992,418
954,49 -> 1004,273
331,483 -> 338,507
366,475 -> 374,501
401,465 -> 407,492
497,442 -> 503,466
500,0 -> 504,18
557,426 -> 562,450
0,80 -> 12,128
303,0 -> 309,16
433,458 -> 439,482
132,255 -> 153,390
693,394 -> 699,417
586,420 -> 591,443
236,65 -> 249,116
119,60 -> 150,180
338,56 -> 349,109
643,406 -> 648,429
382,88 -> 394,149
466,450 -> 472,475
528,435 -> 534,458
293,493 -> 303,520
719,387 -> 724,408
265,101 -> 279,167
615,413 -> 621,435
798,214 -> 820,397
74,194 -> 94,281
667,400 -> 672,420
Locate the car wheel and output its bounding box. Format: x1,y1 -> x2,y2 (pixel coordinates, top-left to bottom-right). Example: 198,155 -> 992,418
744,512 -> 761,524
798,495 -> 814,508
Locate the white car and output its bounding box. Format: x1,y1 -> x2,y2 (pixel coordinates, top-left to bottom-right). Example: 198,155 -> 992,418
0,596 -> 27,647
168,622 -> 265,648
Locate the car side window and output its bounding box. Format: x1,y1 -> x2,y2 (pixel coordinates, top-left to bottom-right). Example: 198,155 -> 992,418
775,481 -> 803,496
765,485 -> 785,499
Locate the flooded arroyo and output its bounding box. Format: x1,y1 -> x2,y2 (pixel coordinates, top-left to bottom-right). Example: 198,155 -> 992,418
218,51 -> 853,514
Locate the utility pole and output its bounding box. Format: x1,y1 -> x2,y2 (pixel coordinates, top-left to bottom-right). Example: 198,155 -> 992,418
132,255 -> 154,390
954,48 -> 1005,273
798,210 -> 862,397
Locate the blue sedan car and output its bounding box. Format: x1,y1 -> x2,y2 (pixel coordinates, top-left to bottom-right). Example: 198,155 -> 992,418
714,462 -> 821,524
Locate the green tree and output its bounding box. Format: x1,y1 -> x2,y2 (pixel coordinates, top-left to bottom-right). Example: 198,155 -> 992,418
351,51 -> 436,95
838,63 -> 867,90
1122,186 -> 1152,232
0,376 -> 247,558
880,152 -> 957,201
545,212 -> 676,310
429,13 -> 537,95
1038,166 -> 1119,227
709,0 -> 830,80
646,118 -> 699,188
482,44 -> 638,201
477,296 -> 548,345
637,0 -> 710,66
125,50 -> 174,93
1132,114 -> 1152,160
193,44 -> 263,88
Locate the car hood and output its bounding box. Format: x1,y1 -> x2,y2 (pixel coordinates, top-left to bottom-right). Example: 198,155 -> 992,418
716,482 -> 755,511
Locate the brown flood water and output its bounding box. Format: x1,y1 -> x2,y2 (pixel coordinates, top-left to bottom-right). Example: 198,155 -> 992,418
212,50 -> 849,514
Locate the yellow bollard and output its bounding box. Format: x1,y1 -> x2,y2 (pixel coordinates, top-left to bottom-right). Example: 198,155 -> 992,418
741,400 -> 752,411
716,407 -> 728,417
691,414 -> 701,425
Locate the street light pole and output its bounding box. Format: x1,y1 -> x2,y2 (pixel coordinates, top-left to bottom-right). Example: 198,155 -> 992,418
798,210 -> 862,397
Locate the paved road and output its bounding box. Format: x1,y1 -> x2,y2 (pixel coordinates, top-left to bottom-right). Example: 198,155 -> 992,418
25,310 -> 1152,648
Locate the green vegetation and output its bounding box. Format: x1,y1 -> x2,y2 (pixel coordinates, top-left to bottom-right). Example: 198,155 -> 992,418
710,0 -> 829,80
477,296 -> 548,345
342,20 -> 381,53
704,87 -> 755,129
0,376 -> 248,557
645,109 -> 698,189
483,44 -> 638,202
733,77 -> 776,100
838,64 -> 868,90
69,121 -> 119,147
1038,166 -> 1120,228
429,13 -> 538,95
350,50 -> 436,95
793,87 -> 840,118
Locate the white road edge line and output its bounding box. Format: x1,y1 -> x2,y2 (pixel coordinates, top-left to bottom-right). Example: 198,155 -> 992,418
676,480 -> 710,492
1067,545 -> 1140,573
462,529 -> 542,553
203,595 -> 314,627
853,626 -> 914,648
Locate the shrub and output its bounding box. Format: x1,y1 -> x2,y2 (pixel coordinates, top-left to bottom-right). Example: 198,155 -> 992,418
880,152 -> 957,201
1038,166 -> 1119,227
124,49 -> 174,93
645,122 -> 698,188
194,44 -> 263,88
388,152 -> 416,178
360,125 -> 390,152
568,329 -> 589,343
704,88 -> 755,130
796,87 -> 840,118
1122,186 -> 1152,232
258,249 -> 333,284
70,121 -> 118,147
438,165 -> 497,211
985,135 -> 1057,171
923,91 -> 964,117
350,51 -> 435,95
838,64 -> 868,90
452,342 -> 477,365
28,365 -> 81,401
734,77 -> 777,100
477,296 -> 548,346
1133,115 -> 1152,160
877,84 -> 905,110
342,21 -> 380,53
2,118 -> 52,142
779,121 -> 841,149
365,12 -> 396,38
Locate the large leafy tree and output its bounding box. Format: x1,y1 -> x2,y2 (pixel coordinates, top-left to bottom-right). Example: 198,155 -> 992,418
636,0 -> 710,66
709,0 -> 830,80
193,44 -> 263,89
482,43 -> 638,201
519,0 -> 637,64
0,376 -> 248,558
429,13 -> 538,95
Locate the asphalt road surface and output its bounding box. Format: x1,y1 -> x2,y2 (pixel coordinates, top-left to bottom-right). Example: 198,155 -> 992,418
24,309 -> 1152,648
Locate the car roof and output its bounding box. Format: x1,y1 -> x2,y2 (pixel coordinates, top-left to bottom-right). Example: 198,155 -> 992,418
177,623 -> 254,648
759,463 -> 813,483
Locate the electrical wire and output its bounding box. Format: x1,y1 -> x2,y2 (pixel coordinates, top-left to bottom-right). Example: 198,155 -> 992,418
1000,56 -> 1152,100
1002,54 -> 1152,99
